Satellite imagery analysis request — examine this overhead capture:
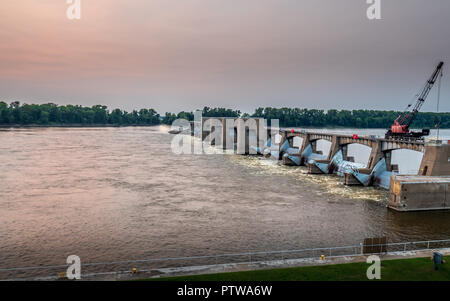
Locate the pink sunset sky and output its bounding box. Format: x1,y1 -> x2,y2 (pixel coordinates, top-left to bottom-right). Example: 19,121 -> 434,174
1,0 -> 449,113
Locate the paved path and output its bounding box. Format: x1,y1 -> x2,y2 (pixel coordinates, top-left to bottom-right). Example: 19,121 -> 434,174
98,248 -> 450,281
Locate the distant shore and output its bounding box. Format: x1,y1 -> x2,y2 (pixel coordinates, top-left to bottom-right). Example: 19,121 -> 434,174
0,124 -> 163,129
1,124 -> 449,130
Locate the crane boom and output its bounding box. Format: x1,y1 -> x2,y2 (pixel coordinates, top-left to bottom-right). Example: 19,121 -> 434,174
386,61 -> 444,141
401,61 -> 444,128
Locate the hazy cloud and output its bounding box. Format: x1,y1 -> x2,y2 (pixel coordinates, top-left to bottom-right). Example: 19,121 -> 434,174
1,0 -> 449,113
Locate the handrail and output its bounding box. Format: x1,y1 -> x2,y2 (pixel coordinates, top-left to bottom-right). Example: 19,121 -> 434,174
2,239 -> 450,273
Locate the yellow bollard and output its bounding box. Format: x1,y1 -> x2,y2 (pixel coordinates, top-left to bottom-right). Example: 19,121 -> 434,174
321,255 -> 325,261
57,272 -> 67,279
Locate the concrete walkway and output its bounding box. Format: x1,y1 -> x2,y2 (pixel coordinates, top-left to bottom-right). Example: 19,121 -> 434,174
96,248 -> 450,281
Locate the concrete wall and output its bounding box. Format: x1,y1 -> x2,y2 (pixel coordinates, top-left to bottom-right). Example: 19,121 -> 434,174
418,144 -> 450,176
388,175 -> 450,211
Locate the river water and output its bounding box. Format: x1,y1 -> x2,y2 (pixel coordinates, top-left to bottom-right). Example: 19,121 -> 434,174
1,126 -> 450,275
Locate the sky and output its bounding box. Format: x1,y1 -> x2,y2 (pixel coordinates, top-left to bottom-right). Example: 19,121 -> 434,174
0,0 -> 449,114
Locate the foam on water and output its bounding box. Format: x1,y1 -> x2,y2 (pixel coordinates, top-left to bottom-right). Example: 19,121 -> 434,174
228,155 -> 388,202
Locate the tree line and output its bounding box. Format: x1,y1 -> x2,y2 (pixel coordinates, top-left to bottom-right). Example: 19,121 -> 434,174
1,101 -> 449,129
249,107 -> 450,129
0,102 -> 161,126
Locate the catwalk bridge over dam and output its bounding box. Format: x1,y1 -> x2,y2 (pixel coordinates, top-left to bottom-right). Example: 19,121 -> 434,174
178,117 -> 450,211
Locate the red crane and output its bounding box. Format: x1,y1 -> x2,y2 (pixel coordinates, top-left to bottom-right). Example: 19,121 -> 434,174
385,61 -> 444,141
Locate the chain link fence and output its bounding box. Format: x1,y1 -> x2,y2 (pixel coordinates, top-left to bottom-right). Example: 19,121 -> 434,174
1,239 -> 450,280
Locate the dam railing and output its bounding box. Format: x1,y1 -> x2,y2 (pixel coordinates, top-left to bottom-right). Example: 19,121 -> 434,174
1,239 -> 450,280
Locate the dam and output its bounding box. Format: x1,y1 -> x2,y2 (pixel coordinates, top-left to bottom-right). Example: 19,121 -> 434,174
182,117 -> 450,212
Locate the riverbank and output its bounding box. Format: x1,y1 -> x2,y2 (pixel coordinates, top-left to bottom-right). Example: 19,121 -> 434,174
144,254 -> 450,281
81,248 -> 450,281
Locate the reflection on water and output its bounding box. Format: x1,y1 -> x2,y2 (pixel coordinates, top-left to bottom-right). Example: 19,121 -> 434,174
1,126 -> 450,273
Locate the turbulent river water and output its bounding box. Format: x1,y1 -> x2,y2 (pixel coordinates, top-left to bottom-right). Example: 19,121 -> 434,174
1,126 -> 450,275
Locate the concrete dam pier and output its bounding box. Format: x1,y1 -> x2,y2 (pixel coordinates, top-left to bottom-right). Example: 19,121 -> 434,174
182,117 -> 450,212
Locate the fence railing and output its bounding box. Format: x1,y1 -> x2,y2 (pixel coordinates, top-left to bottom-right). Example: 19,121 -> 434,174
1,239 -> 450,281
